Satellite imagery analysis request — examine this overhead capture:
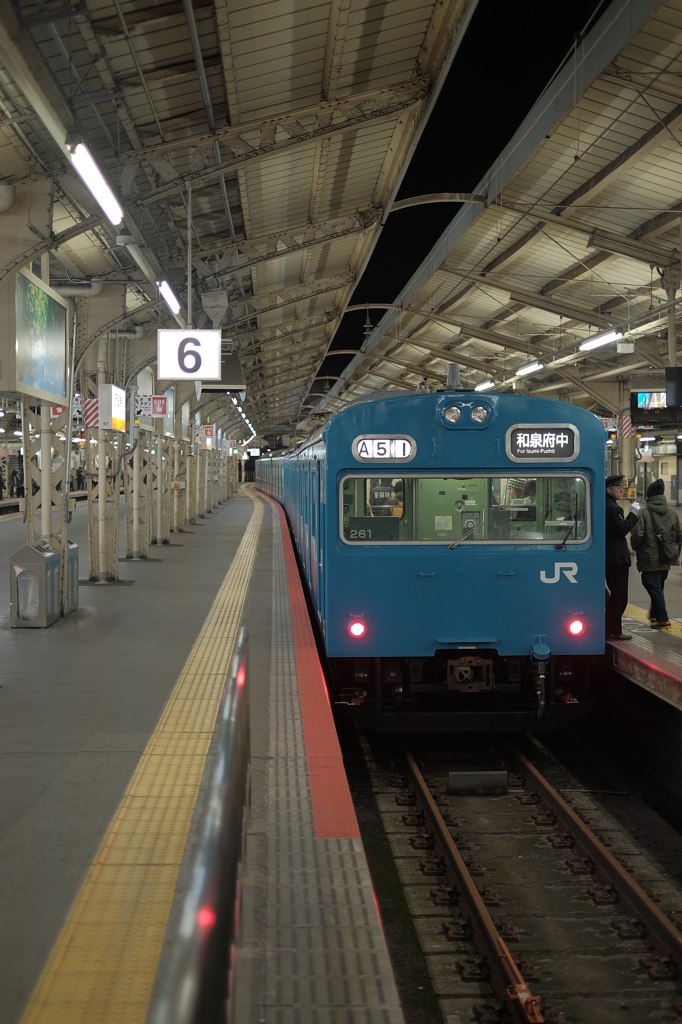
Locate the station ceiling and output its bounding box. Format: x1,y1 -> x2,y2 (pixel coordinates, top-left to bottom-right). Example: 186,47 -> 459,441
0,0 -> 679,444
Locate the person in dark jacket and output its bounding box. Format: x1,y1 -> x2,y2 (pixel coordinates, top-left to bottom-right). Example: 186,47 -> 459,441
605,473 -> 640,639
630,478 -> 681,628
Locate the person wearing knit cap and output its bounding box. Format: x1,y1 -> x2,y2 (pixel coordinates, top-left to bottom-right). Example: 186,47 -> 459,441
605,474 -> 640,639
630,478 -> 681,628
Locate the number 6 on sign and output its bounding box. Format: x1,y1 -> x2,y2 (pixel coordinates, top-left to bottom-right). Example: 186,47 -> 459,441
157,329 -> 222,381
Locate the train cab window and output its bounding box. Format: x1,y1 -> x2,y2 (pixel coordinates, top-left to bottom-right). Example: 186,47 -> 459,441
340,475 -> 589,544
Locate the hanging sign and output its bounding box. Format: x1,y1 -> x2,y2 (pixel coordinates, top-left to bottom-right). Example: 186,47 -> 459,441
198,424 -> 215,438
51,405 -> 67,417
157,329 -> 221,381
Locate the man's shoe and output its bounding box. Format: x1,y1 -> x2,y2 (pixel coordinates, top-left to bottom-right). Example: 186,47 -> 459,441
608,632 -> 632,640
652,620 -> 672,629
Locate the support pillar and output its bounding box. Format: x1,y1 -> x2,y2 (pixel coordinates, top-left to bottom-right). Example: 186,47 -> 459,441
97,339 -> 107,580
662,268 -> 680,368
40,404 -> 52,543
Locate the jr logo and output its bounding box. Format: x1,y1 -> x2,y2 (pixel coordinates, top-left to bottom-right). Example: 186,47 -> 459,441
540,562 -> 578,584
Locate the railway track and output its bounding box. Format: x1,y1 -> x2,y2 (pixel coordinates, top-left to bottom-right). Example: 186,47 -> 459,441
361,733 -> 682,1024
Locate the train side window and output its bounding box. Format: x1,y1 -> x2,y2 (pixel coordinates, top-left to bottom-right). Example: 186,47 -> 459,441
340,475 -> 589,544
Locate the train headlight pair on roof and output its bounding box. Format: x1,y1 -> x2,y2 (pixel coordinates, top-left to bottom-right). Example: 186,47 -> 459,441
443,404 -> 488,424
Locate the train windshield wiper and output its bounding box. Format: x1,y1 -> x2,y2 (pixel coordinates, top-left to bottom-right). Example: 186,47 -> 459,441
448,524 -> 480,550
554,514 -> 577,551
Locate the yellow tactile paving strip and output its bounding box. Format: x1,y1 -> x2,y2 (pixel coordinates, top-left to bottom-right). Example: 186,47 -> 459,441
626,602 -> 682,640
21,489 -> 263,1024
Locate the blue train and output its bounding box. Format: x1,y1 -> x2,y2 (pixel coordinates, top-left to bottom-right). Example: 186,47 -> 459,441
256,385 -> 605,731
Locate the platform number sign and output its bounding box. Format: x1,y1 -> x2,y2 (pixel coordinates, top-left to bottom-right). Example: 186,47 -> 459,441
507,424 -> 578,461
157,329 -> 222,381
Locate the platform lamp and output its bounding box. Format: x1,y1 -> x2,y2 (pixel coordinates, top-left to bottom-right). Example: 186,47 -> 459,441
65,134 -> 123,225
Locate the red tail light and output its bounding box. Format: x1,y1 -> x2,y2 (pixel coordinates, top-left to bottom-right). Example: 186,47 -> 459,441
568,618 -> 585,637
197,906 -> 217,929
349,620 -> 366,638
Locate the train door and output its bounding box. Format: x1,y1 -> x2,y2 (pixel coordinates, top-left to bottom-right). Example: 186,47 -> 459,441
319,460 -> 326,636
311,460 -> 319,604
304,461 -> 310,581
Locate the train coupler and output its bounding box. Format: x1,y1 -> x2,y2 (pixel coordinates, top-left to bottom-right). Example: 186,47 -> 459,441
530,636 -> 551,729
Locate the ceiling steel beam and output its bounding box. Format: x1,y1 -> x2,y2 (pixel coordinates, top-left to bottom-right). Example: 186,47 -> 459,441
466,274 -> 614,326
243,344 -> 325,373
481,104 -> 682,280
131,78 -> 429,206
227,274 -> 353,328
182,207 -> 381,272
234,311 -> 339,352
507,204 -> 679,267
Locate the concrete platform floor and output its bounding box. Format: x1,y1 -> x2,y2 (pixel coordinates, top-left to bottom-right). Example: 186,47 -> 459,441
0,496 -> 253,1024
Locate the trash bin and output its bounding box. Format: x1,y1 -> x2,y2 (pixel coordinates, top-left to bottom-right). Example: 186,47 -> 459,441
10,543 -> 61,628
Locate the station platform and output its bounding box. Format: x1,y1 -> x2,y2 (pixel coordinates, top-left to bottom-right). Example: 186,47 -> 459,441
0,487 -> 403,1024
607,570 -> 682,713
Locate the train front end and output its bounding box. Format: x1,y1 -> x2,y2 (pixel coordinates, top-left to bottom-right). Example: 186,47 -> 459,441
323,390 -> 604,731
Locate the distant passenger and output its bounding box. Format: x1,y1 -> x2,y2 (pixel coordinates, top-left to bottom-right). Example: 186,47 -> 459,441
630,478 -> 681,629
369,478 -> 397,516
605,473 -> 639,640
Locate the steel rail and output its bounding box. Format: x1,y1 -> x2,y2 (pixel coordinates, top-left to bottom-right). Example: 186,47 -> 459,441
404,750 -> 544,1023
514,751 -> 682,971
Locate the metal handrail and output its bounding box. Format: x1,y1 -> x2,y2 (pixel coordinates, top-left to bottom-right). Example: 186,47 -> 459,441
149,628 -> 251,1024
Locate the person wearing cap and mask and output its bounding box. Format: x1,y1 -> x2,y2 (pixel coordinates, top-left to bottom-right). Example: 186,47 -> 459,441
605,474 -> 640,639
630,478 -> 681,628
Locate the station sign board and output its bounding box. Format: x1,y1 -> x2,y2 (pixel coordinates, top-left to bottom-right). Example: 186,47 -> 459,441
157,329 -> 221,381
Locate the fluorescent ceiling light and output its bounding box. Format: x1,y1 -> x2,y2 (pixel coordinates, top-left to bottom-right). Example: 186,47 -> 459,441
158,280 -> 180,315
70,143 -> 123,225
517,361 -> 544,377
639,436 -> 656,442
231,396 -> 238,405
579,329 -> 623,352
474,380 -> 495,392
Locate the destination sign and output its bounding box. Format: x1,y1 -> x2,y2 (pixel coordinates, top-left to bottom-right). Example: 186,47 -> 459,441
507,424 -> 578,461
352,435 -> 416,462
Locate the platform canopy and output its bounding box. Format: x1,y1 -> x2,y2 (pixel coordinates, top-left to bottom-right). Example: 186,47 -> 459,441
1,0 -> 681,446
0,0 -> 478,443
312,0 -> 682,434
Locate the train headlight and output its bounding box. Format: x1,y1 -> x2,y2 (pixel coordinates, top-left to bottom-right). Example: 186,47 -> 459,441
568,618 -> 585,637
349,620 -> 367,638
443,405 -> 462,423
471,405 -> 489,423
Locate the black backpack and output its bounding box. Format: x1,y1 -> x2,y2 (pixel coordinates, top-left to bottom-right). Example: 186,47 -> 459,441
647,508 -> 680,563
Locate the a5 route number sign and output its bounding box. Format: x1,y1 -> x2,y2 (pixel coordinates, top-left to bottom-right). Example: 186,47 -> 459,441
157,329 -> 222,381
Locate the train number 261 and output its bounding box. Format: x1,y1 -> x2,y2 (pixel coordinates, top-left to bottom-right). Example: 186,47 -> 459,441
350,528 -> 372,539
